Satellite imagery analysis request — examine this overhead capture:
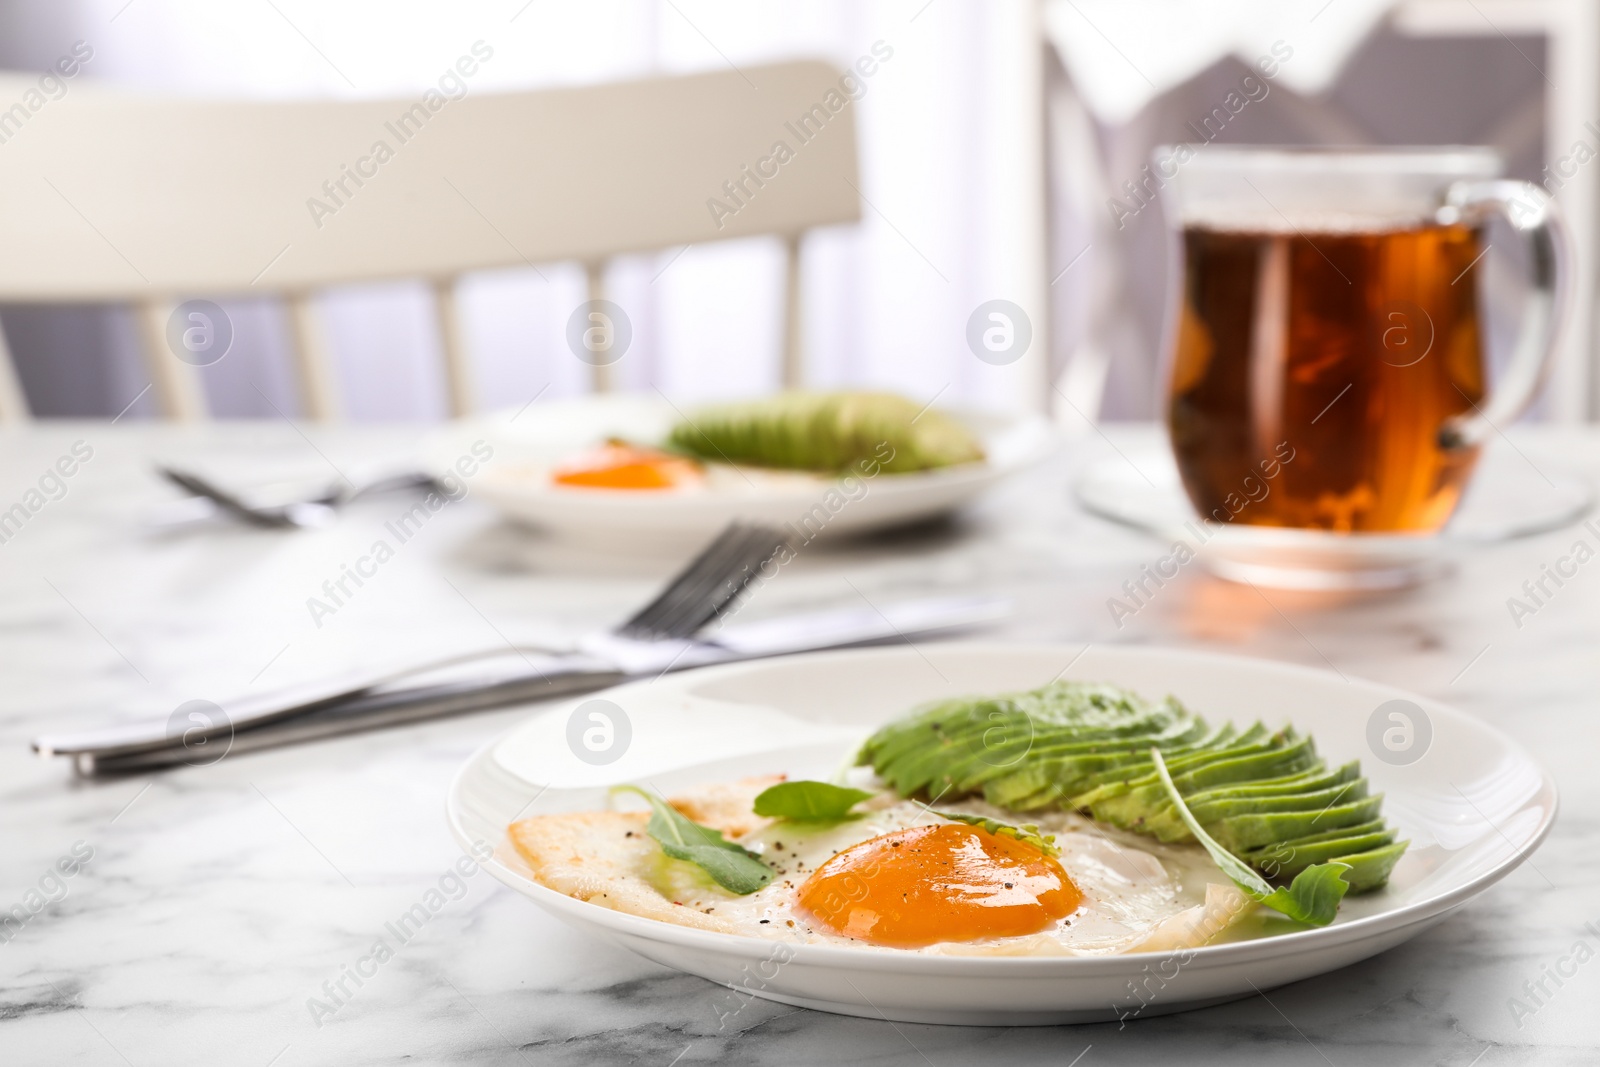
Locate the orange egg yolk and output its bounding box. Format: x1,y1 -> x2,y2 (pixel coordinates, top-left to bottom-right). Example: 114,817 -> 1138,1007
551,445 -> 701,491
794,823 -> 1083,947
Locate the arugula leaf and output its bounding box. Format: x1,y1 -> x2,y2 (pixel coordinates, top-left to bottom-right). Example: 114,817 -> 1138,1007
935,811 -> 1060,857
1150,749 -> 1349,926
612,785 -> 773,895
752,780 -> 874,824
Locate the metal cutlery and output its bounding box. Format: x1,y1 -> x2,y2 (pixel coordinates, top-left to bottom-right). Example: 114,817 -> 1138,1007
156,465 -> 438,529
62,593 -> 1009,774
39,523 -> 871,772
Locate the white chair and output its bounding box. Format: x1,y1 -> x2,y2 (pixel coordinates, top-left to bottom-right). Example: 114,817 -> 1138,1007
0,60 -> 861,421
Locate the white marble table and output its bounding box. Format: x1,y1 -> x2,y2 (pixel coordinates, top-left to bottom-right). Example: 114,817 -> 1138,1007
2,421 -> 1597,1066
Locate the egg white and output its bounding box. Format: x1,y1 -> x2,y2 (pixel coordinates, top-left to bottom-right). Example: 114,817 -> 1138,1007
485,456 -> 828,496
636,790 -> 1250,956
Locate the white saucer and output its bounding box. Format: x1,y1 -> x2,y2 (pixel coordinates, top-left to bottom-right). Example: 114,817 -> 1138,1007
1074,440 -> 1596,590
446,643 -> 1556,1025
421,394 -> 1058,547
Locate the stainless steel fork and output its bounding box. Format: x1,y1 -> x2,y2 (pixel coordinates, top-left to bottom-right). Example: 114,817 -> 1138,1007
157,465 -> 438,529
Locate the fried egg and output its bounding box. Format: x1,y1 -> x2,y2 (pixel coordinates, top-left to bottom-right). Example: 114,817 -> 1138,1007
549,444 -> 705,491
509,775 -> 1252,956
487,445 -> 833,496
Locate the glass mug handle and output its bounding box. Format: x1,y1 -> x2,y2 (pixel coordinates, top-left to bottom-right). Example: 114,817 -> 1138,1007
1436,180 -> 1571,451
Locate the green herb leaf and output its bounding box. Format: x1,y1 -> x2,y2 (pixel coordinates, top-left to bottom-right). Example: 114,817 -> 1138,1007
612,785 -> 773,895
752,780 -> 874,824
935,811 -> 1060,857
1150,748 -> 1349,926
1259,860 -> 1354,926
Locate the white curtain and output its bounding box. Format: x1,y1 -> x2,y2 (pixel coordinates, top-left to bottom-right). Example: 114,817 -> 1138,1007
0,0 -> 1046,420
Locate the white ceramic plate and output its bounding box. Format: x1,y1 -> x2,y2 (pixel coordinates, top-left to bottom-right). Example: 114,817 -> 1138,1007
1074,439 -> 1595,590
446,643 -> 1556,1026
422,395 -> 1057,546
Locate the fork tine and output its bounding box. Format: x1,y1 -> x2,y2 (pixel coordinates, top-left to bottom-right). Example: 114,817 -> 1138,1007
617,524 -> 749,636
616,523 -> 788,640
635,527 -> 786,639
619,525 -> 780,639
678,527 -> 790,634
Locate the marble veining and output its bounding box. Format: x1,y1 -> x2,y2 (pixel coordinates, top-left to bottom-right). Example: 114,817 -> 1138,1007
0,422 -> 1597,1065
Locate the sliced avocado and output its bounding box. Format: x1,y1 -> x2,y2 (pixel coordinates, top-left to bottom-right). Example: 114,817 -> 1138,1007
867,682 -> 1195,797
953,717 -> 1214,795
1069,724 -> 1272,809
992,784 -> 1076,813
894,709 -> 1184,786
1165,734 -> 1320,793
983,742 -> 1227,811
860,679 -> 1409,892
1142,778 -> 1370,842
1246,818 -> 1388,849
1329,840 -> 1410,893
865,685 -> 1166,768
667,390 -> 986,473
1083,733 -> 1320,828
1208,794 -> 1387,852
1050,722 -> 1246,799
860,696 -> 1015,767
1181,760 -> 1362,805
1134,762 -> 1364,837
1246,828 -> 1397,879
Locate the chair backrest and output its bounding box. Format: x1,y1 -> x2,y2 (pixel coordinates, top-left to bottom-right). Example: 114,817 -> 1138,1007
0,60 -> 861,419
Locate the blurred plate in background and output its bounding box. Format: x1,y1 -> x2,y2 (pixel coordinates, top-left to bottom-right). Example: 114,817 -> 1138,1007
423,394 -> 1058,546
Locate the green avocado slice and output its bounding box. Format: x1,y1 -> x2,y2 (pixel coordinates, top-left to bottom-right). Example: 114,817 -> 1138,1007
977,742 -> 1211,809
1142,779 -> 1371,842
858,696 -> 1012,766
864,687 -> 1167,764
1246,828 -> 1397,880
952,711 -> 1202,766
987,786 -> 1073,813
1244,817 -> 1389,854
1328,841 -> 1410,893
1046,722 -> 1247,798
880,710 -> 1182,790
1180,760 -> 1363,805
868,684 -> 1197,796
859,679 -> 1409,895
667,391 -> 985,473
1208,795 -> 1387,852
1068,724 -> 1272,808
1133,762 -> 1365,836
950,717 -> 1214,795
1083,734 -> 1321,828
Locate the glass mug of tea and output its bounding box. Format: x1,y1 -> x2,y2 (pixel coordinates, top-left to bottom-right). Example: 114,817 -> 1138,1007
1156,147 -> 1569,533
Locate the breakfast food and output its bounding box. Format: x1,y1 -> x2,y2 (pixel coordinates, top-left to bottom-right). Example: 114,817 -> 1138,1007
507,680 -> 1407,954
666,391 -> 985,474
542,391 -> 984,494
550,443 -> 703,491
859,681 -> 1408,893
511,775 -> 1253,954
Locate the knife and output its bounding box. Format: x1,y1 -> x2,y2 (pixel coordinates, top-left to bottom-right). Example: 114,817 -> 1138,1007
35,595 -> 1010,775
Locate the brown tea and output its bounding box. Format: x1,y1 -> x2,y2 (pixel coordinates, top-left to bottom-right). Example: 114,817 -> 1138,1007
1167,221 -> 1488,533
